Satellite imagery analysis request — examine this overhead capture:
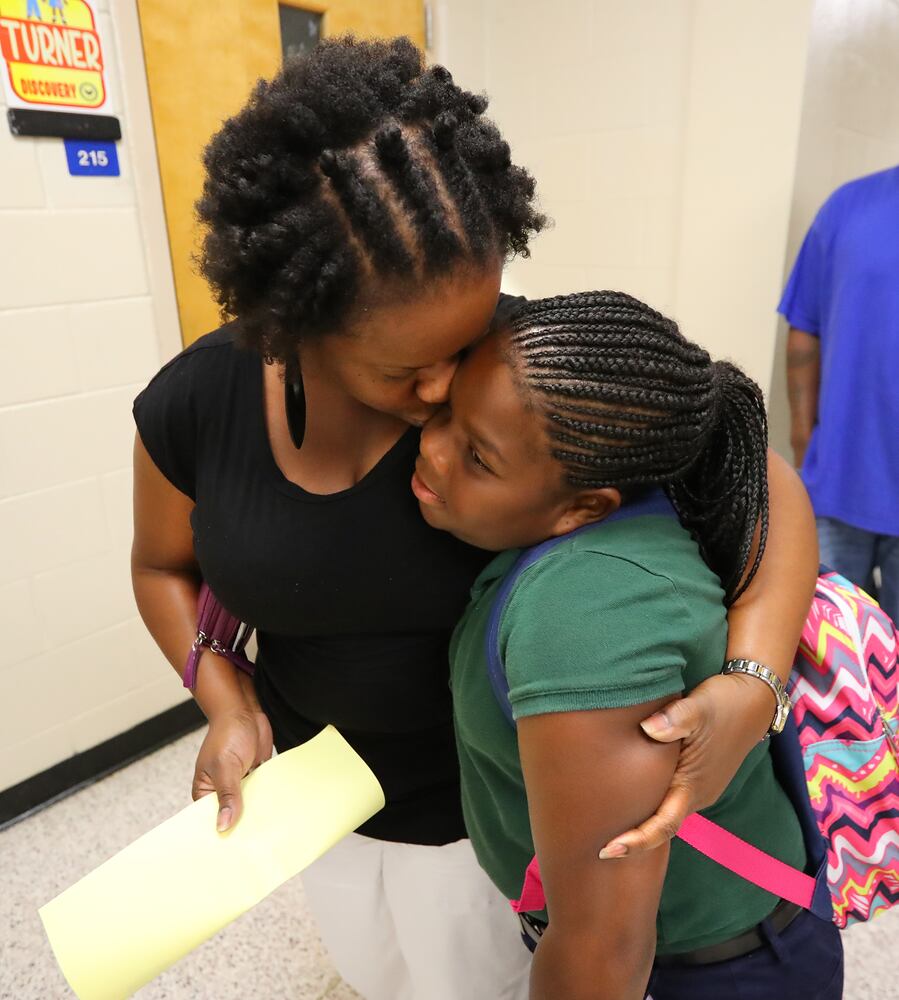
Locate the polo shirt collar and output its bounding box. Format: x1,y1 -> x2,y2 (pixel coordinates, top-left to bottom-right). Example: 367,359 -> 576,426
469,548 -> 521,602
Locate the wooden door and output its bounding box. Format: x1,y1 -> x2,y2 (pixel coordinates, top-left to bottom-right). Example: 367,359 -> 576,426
137,0 -> 426,347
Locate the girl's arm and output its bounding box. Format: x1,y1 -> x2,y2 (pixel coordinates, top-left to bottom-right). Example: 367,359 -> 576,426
518,699 -> 679,1000
604,449 -> 818,857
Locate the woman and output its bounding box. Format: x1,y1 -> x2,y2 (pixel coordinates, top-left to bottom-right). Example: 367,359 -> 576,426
416,291 -> 842,999
132,37 -> 817,1000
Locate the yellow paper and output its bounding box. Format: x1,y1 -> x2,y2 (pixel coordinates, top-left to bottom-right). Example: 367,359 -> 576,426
39,725 -> 385,1000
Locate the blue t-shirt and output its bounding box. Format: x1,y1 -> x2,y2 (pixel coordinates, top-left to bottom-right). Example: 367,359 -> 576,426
778,166 -> 899,535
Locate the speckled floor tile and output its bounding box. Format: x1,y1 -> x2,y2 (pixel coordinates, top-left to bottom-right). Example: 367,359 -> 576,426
841,906 -> 899,999
2,728 -> 897,999
322,983 -> 366,1000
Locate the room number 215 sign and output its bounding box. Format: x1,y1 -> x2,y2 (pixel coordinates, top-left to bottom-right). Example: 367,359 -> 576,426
63,138 -> 120,176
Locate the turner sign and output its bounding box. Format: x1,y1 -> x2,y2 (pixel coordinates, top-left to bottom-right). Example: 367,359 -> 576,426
0,0 -> 111,113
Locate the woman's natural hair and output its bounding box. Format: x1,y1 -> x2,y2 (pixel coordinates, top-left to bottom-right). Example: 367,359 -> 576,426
506,292 -> 769,604
196,36 -> 545,362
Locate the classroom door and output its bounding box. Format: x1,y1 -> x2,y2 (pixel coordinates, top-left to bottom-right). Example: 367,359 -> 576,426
137,0 -> 426,347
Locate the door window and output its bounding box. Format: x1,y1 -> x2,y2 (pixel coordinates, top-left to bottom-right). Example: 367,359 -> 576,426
279,6 -> 323,62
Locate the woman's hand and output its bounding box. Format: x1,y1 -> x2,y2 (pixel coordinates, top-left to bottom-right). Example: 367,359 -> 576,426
193,705 -> 274,832
599,671 -> 775,858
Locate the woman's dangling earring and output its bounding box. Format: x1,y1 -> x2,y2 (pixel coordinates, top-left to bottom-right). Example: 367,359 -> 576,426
284,361 -> 306,450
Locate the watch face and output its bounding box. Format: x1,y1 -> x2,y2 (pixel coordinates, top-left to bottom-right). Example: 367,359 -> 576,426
771,702 -> 790,734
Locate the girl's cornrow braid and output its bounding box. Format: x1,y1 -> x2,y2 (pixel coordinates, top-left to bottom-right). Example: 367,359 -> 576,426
532,379 -> 708,412
514,328 -> 706,365
547,400 -> 686,421
548,416 -> 708,446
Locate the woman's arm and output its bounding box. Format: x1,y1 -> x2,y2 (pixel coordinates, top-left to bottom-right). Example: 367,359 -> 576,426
132,433 -> 272,828
723,449 -> 820,676
519,698 -> 678,1000
602,449 -> 818,857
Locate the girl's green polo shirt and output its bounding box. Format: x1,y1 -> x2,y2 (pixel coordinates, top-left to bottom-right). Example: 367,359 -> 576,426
449,514 -> 807,955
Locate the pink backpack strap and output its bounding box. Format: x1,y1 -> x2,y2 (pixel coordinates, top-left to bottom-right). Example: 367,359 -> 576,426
510,856 -> 545,914
510,813 -> 816,914
677,813 -> 815,909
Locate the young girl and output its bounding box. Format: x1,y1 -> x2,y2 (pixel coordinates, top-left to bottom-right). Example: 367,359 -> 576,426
413,291 -> 844,999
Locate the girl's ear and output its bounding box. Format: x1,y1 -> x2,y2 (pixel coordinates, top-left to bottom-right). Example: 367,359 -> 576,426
547,487 -> 622,538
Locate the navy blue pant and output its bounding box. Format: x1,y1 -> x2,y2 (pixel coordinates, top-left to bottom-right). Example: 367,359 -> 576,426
646,909 -> 844,1000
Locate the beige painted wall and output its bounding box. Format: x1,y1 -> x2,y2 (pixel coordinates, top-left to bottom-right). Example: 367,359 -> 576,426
673,0 -> 813,392
436,0 -> 693,311
436,0 -> 813,393
768,0 -> 899,458
0,0 -> 187,794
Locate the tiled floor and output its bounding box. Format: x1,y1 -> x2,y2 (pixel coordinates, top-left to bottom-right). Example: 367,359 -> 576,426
2,729 -> 896,999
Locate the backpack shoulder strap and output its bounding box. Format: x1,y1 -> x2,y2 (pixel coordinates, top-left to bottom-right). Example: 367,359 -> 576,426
485,490 -> 676,729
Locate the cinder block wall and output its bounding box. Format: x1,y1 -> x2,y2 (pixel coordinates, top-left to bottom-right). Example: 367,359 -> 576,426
0,1 -> 188,793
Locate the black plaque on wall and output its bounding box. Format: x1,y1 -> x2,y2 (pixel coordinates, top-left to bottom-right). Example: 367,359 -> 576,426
7,108 -> 122,140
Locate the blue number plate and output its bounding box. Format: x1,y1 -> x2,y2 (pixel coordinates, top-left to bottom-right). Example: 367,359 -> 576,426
64,139 -> 120,177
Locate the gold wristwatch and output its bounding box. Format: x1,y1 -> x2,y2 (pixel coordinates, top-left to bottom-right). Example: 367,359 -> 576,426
722,658 -> 792,736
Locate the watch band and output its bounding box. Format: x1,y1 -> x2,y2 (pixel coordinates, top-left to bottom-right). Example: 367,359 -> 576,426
722,658 -> 792,736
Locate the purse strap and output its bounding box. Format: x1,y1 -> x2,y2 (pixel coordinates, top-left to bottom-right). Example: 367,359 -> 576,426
183,583 -> 255,690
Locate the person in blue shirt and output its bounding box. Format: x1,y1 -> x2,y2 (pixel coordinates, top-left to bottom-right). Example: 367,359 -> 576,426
779,166 -> 899,622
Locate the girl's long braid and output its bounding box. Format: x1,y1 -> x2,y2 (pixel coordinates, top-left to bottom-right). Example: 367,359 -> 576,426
508,291 -> 769,604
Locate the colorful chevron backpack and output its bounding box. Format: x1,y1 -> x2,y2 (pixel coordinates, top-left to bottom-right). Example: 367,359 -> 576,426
791,568 -> 899,926
487,493 -> 899,929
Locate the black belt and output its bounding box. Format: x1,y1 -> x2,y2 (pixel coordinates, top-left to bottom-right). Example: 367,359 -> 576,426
518,898 -> 804,966
654,898 -> 804,967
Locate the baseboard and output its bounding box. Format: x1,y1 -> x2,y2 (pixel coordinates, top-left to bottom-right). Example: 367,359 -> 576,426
0,699 -> 205,832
